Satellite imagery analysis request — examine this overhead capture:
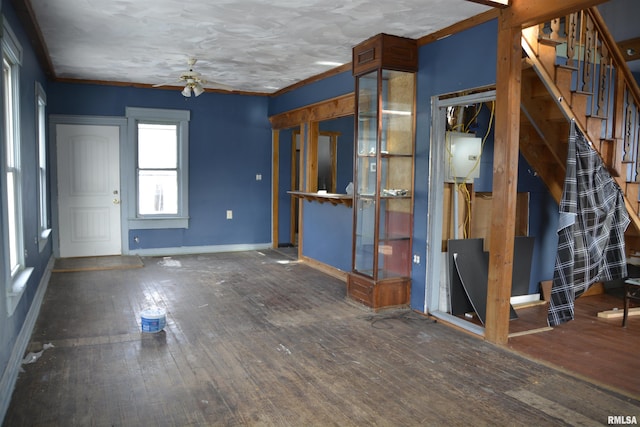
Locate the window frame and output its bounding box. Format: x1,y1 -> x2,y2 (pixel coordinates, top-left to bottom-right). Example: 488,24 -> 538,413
125,107 -> 190,229
35,81 -> 50,251
2,16 -> 33,316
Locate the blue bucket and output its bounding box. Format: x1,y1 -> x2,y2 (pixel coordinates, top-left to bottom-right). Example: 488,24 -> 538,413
141,307 -> 166,333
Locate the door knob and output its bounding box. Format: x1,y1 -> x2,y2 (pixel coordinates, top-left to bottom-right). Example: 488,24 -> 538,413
113,198 -> 120,205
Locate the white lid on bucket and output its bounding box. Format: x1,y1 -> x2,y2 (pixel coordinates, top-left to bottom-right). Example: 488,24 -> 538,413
141,306 -> 166,319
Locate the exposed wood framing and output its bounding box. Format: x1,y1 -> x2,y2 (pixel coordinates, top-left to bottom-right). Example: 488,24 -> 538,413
486,10 -> 522,345
464,0 -> 509,8
272,130 -> 280,249
306,121 -> 319,192
505,0 -> 609,29
485,0 -> 612,345
268,93 -> 354,130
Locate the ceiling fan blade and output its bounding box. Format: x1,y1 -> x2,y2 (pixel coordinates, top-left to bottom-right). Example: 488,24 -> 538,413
152,81 -> 179,88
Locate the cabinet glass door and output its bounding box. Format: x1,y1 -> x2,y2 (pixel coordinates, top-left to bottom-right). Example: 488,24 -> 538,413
354,70 -> 378,275
354,68 -> 415,280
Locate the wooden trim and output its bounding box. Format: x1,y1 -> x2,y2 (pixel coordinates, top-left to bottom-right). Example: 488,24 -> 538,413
54,77 -> 265,97
271,63 -> 352,97
272,130 -> 280,249
290,130 -> 299,245
505,0 -> 609,29
297,125 -> 306,260
485,10 -> 522,345
418,9 -> 500,47
307,121 -> 319,192
269,93 -> 355,130
299,255 -> 348,281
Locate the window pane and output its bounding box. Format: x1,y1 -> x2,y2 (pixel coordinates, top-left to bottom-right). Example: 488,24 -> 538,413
39,167 -> 47,228
4,60 -> 14,165
138,170 -> 178,215
138,123 -> 177,168
7,171 -> 18,273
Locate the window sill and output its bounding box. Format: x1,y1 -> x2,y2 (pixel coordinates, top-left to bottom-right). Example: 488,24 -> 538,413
38,228 -> 52,252
7,267 -> 33,316
129,216 -> 189,230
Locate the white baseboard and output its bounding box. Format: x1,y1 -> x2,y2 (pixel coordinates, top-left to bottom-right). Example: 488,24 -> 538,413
510,293 -> 540,305
128,243 -> 272,257
0,255 -> 54,423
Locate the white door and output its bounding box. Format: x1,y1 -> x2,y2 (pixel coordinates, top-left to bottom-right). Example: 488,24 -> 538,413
57,124 -> 121,257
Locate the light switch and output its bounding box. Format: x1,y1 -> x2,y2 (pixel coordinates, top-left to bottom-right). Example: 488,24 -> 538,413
226,210 -> 233,219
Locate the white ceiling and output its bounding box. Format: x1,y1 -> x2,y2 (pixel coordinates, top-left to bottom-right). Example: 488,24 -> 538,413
28,0 -> 492,94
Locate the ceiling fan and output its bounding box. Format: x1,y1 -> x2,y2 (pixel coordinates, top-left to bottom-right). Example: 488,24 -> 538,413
154,58 -> 231,97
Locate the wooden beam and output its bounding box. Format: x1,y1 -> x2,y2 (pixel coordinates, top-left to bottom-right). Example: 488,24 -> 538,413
465,0 -> 510,8
272,130 -> 280,249
485,10 -> 522,345
307,121 -> 319,192
269,93 -> 354,130
505,0 -> 609,29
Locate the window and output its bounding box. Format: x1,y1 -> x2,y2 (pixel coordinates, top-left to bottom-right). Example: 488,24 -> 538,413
137,123 -> 179,215
126,107 -> 190,229
2,16 -> 32,316
35,81 -> 50,251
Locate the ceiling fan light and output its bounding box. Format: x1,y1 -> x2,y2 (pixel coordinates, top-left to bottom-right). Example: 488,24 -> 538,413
181,85 -> 192,97
193,83 -> 205,97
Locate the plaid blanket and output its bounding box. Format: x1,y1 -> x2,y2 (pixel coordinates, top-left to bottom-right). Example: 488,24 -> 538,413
547,123 -> 630,326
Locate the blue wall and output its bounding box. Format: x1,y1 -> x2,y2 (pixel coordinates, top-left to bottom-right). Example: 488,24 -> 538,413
0,0 -> 53,398
302,201 -> 352,271
48,83 -> 273,250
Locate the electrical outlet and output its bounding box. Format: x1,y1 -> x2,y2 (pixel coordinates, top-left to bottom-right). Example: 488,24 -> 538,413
413,254 -> 420,264
226,210 -> 233,219
256,174 -> 262,181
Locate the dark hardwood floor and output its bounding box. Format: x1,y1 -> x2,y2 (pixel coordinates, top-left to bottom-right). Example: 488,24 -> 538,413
4,250 -> 639,426
507,288 -> 640,399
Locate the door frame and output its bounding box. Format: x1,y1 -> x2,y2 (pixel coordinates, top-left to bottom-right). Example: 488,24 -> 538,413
425,88 -> 496,336
50,115 -> 128,258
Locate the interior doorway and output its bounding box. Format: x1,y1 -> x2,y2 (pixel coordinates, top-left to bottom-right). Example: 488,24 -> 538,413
425,88 -> 498,335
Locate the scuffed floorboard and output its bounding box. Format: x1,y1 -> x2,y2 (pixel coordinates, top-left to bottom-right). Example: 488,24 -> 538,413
4,250 -> 639,426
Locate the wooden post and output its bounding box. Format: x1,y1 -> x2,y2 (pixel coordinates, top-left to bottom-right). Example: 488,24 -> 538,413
306,121 -> 319,192
485,10 -> 522,345
272,130 -> 280,249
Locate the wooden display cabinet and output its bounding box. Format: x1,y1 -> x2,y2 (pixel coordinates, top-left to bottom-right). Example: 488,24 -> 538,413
347,34 -> 417,309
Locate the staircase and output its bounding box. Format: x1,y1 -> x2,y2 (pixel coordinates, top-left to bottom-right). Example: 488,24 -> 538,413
519,7 -> 640,255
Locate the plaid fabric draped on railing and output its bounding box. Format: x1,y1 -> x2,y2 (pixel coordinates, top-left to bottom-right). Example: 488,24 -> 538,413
548,122 -> 630,326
